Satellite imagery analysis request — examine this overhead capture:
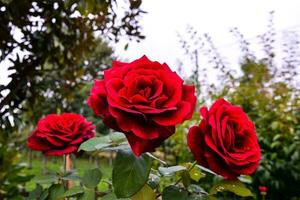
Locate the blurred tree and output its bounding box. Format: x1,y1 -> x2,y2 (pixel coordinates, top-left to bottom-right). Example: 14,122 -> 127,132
0,0 -> 145,133
0,1 -> 145,198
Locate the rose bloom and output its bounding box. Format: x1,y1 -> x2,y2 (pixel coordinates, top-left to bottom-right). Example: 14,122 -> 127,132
88,56 -> 196,156
27,113 -> 95,156
187,98 -> 260,179
259,186 -> 268,193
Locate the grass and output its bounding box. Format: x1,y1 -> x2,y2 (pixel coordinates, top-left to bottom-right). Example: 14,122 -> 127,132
22,152 -> 112,192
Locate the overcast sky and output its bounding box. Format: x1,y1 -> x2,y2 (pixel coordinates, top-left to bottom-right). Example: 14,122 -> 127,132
113,0 -> 300,76
1,0 -> 300,85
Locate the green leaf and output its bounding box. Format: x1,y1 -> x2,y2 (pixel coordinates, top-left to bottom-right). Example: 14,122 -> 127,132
131,184 -> 155,200
148,173 -> 160,189
158,166 -> 186,176
113,149 -> 153,198
35,174 -> 59,184
101,193 -> 118,200
27,184 -> 43,200
189,166 -> 206,182
78,137 -> 111,152
62,186 -> 84,197
110,132 -> 126,143
80,189 -> 95,200
82,168 -> 102,188
61,174 -> 81,181
102,143 -> 130,151
181,170 -> 191,188
40,190 -> 49,200
78,133 -> 127,152
209,180 -> 253,197
101,193 -> 130,200
48,184 -> 65,200
162,185 -> 188,200
187,184 -> 207,195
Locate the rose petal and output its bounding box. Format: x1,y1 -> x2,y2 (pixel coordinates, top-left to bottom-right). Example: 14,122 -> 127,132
187,125 -> 208,167
125,125 -> 174,156
182,85 -> 196,119
109,107 -> 158,139
152,101 -> 191,126
45,145 -> 78,156
134,104 -> 177,114
27,134 -> 51,151
112,60 -> 128,68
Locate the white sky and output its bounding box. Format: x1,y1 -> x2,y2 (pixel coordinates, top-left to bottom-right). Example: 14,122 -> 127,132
113,0 -> 300,77
1,0 -> 300,85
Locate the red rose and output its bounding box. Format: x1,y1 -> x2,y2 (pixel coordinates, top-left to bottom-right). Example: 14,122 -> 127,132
187,98 -> 260,179
27,113 -> 95,156
259,186 -> 268,193
88,56 -> 196,156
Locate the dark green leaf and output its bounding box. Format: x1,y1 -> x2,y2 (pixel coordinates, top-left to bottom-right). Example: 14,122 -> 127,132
181,170 -> 191,188
162,186 -> 188,200
112,149 -> 153,198
48,184 -> 65,200
40,190 -> 49,200
62,186 -> 84,197
82,168 -> 102,188
61,174 -> 81,181
101,193 -> 130,200
148,173 -> 160,189
187,184 -> 207,195
80,189 -> 95,200
35,174 -> 59,184
27,184 -> 43,200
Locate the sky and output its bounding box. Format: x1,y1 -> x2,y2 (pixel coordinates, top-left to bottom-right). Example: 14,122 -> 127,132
1,0 -> 300,85
113,0 -> 300,77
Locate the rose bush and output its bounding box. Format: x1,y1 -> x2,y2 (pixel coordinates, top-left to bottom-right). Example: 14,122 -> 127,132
27,113 -> 95,156
187,98 -> 260,179
88,56 -> 196,156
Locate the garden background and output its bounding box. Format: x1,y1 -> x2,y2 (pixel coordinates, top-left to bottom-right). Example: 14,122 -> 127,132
1,0 -> 300,199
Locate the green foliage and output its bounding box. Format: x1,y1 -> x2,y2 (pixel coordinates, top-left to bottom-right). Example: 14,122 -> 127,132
131,184 -> 155,200
82,168 -> 102,189
0,0 -> 145,129
35,174 -> 59,185
78,132 -> 127,152
48,184 -> 65,200
209,180 -> 253,197
177,13 -> 300,199
62,186 -> 84,198
23,133 -> 256,200
162,185 -> 189,200
0,1 -> 145,197
112,149 -> 153,198
162,112 -> 200,164
0,146 -> 34,199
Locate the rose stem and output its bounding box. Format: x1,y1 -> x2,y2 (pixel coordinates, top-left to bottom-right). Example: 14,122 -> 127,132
64,154 -> 74,189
